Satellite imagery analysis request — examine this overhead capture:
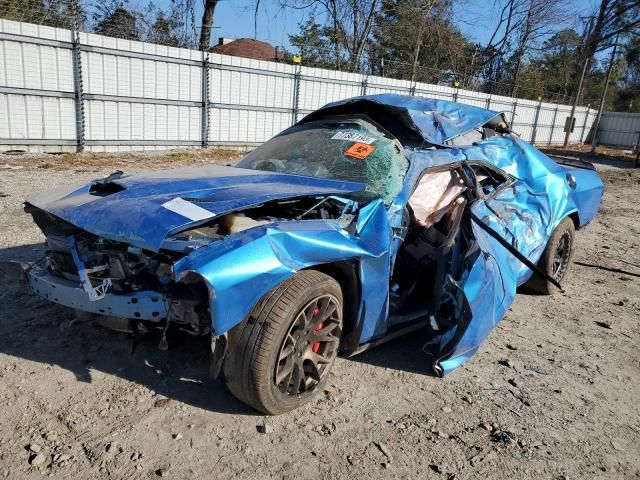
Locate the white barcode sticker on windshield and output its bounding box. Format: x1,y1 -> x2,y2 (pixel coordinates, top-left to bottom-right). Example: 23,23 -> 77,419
162,198 -> 214,221
331,131 -> 375,144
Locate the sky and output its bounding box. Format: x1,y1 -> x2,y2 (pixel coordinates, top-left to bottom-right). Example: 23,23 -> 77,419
213,0 -> 306,48
153,0 -> 596,51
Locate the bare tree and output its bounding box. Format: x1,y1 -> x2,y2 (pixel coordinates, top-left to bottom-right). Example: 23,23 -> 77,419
400,0 -> 439,83
570,0 -> 640,97
509,0 -> 572,96
562,0 -> 640,145
479,0 -> 528,67
199,0 -> 219,51
280,0 -> 381,71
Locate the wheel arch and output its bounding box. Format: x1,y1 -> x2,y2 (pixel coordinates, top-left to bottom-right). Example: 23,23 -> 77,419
173,201 -> 390,344
303,260 -> 362,352
175,238 -> 371,338
567,211 -> 580,230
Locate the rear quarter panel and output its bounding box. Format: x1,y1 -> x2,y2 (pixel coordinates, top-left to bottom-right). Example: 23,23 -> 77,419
563,166 -> 604,228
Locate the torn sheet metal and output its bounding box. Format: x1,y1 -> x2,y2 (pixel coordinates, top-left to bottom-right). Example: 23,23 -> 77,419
306,93 -> 508,145
173,199 -> 392,341
22,94 -> 604,379
25,164 -> 365,252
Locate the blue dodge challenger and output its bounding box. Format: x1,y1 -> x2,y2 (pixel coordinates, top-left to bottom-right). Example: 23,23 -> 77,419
21,94 -> 603,414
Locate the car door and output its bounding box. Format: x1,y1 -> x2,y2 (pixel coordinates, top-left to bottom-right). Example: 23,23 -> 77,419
432,162 -> 549,375
471,162 -> 551,282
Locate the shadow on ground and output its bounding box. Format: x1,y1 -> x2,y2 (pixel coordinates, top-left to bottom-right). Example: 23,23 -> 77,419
0,243 -> 256,416
0,242 -> 450,416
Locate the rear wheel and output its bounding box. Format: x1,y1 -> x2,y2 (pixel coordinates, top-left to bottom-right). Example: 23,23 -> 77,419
526,217 -> 575,294
222,270 -> 343,414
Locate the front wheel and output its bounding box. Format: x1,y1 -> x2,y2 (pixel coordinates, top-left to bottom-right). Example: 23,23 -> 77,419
222,270 -> 343,414
526,217 -> 575,294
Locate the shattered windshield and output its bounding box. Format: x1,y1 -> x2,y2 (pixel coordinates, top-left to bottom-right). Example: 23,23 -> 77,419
236,117 -> 409,204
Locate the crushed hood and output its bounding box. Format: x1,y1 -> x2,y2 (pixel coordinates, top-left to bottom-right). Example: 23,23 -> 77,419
304,94 -> 509,146
26,164 -> 365,252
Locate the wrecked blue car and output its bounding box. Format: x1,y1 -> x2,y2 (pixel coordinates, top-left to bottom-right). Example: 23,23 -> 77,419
22,94 -> 603,414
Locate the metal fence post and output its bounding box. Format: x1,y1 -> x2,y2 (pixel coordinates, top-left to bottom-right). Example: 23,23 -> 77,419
531,99 -> 542,144
71,2 -> 85,153
361,76 -> 368,96
579,108 -> 590,144
291,65 -> 301,125
549,106 -> 559,145
510,99 -> 518,128
201,53 -> 210,148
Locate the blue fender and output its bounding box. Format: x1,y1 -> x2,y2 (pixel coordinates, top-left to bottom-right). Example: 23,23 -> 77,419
172,199 -> 392,339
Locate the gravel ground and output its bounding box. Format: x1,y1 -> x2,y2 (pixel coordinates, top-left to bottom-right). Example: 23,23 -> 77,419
0,149 -> 638,480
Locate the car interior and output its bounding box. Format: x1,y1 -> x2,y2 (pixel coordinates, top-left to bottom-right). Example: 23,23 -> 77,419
388,162 -> 510,335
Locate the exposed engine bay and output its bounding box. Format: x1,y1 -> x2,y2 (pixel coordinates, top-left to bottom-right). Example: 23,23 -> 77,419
24,195 -> 355,336
162,195 -> 356,252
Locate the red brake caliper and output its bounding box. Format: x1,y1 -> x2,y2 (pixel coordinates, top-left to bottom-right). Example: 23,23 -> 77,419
312,307 -> 322,353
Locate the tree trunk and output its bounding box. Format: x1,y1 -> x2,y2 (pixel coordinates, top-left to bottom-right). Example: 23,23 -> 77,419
350,0 -> 380,72
410,39 -> 422,83
569,0 -> 609,98
510,54 -> 523,97
332,0 -> 340,69
199,0 -> 219,51
510,0 -> 534,97
563,54 -> 589,146
410,1 -> 431,83
590,35 -> 619,152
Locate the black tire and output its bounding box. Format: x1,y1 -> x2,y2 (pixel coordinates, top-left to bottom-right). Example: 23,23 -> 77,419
222,270 -> 343,415
525,217 -> 575,294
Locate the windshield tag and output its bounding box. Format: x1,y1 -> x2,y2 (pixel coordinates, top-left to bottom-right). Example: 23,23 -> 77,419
331,131 -> 375,144
345,143 -> 376,160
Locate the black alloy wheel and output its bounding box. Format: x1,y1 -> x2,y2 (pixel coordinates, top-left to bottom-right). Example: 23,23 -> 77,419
552,230 -> 572,280
275,295 -> 342,395
524,217 -> 575,294
223,270 -> 344,414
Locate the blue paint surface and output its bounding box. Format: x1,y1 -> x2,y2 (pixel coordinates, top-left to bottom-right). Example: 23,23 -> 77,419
27,164 -> 365,252
312,93 -> 507,145
27,95 -> 604,374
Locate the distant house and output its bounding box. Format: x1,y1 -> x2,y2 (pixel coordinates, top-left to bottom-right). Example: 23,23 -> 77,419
210,38 -> 284,63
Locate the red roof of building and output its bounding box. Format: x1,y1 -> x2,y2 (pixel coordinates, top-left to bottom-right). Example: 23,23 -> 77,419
210,38 -> 284,62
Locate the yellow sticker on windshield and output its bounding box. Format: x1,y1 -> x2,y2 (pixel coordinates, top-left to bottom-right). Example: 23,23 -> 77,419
345,142 -> 375,160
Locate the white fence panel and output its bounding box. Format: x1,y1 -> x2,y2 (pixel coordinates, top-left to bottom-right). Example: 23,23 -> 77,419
596,112 -> 640,149
0,93 -> 75,141
366,76 -> 412,96
0,20 -> 76,151
0,19 -> 606,152
209,107 -> 291,145
298,67 -> 364,113
208,54 -> 297,145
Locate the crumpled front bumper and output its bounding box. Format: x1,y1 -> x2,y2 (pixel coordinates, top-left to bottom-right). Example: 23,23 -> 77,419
25,265 -> 169,320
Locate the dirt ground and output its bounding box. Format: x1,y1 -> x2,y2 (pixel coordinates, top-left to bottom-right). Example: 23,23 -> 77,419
0,147 -> 638,480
